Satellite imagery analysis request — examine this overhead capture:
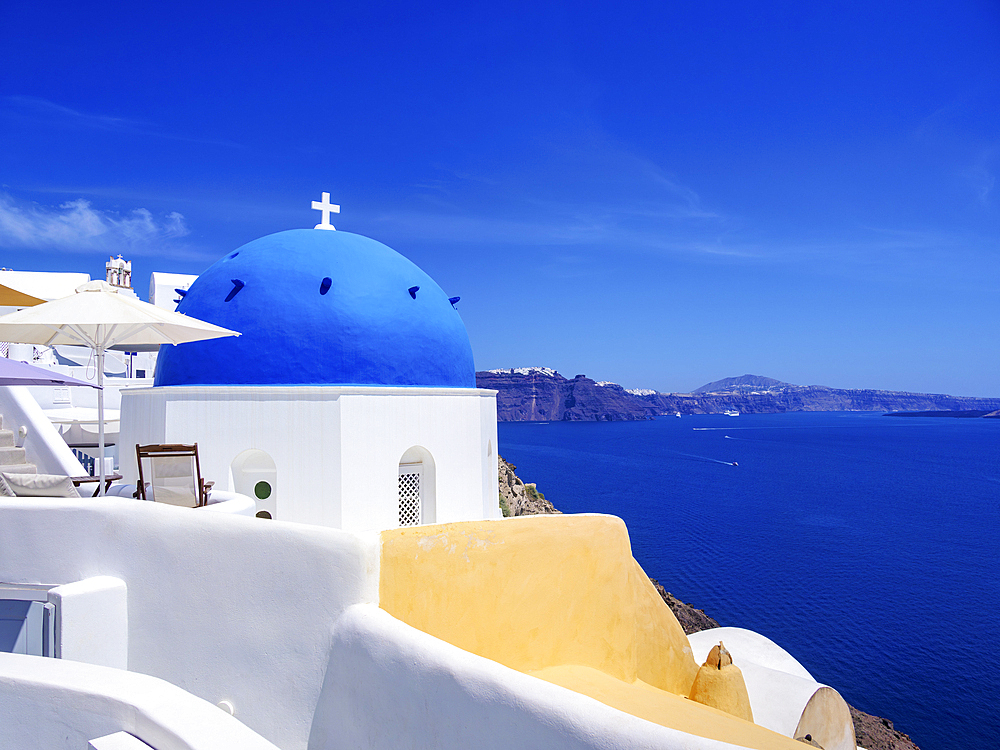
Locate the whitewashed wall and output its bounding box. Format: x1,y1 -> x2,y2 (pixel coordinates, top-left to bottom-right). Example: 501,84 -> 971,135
0,497 -> 379,750
2,498 -> 788,750
0,652 -> 280,750
688,628 -> 856,750
312,604 -> 751,750
119,385 -> 500,530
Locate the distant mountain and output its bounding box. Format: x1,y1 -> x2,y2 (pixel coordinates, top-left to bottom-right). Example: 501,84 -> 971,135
692,374 -> 791,393
476,368 -> 1000,422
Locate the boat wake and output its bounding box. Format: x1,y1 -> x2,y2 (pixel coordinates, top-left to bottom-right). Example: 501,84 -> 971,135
664,448 -> 738,467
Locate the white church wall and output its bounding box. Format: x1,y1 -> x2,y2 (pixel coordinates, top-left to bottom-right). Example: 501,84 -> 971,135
0,497 -> 379,750
119,385 -> 498,531
119,386 -> 345,528
338,388 -> 499,530
480,393 -> 500,520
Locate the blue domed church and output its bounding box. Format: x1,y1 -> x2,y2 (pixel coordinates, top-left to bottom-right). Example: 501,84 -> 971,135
119,205 -> 500,530
154,229 -> 476,390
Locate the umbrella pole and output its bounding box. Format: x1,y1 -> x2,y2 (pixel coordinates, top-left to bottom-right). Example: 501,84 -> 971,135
97,348 -> 106,497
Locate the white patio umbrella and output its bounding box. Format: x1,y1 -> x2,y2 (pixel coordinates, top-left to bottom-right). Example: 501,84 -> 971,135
0,280 -> 239,494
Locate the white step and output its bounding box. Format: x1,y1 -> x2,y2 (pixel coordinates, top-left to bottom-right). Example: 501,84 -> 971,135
0,429 -> 14,448
0,463 -> 37,475
0,446 -> 28,465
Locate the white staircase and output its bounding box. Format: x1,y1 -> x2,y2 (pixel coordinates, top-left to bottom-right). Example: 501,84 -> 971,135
0,415 -> 37,475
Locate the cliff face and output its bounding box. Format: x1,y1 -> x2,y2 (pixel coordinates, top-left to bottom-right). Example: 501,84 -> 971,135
647,579 -> 720,635
641,386 -> 1000,415
478,369 -> 1000,421
498,456 -> 561,516
478,369 -> 653,421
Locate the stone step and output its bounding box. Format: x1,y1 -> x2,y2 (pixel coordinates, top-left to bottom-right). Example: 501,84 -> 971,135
0,429 -> 14,448
0,463 -> 37,475
0,446 -> 28,465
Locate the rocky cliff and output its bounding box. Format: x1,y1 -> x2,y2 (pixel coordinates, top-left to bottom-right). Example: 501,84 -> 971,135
479,369 -> 652,421
498,456 -> 561,516
479,368 -> 1000,421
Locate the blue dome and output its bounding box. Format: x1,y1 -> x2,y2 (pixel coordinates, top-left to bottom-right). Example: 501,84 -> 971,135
154,229 -> 475,387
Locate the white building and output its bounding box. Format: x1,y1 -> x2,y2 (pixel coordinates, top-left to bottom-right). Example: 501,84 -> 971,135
120,226 -> 499,530
0,204 -> 857,750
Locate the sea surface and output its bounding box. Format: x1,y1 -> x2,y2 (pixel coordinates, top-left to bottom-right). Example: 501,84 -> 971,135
498,411 -> 999,750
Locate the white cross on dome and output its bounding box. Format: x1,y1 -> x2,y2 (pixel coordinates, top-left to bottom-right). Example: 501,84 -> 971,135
311,192 -> 340,230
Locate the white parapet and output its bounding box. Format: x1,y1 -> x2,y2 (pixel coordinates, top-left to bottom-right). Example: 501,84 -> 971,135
89,732 -> 154,750
689,627 -> 856,750
0,496 -> 380,749
314,603 -> 765,750
0,652 -> 280,750
48,576 -> 128,670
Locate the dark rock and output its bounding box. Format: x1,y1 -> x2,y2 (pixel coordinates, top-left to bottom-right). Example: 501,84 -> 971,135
647,579 -> 720,635
478,368 -> 654,421
497,456 -> 561,516
884,410 -> 992,418
850,705 -> 921,750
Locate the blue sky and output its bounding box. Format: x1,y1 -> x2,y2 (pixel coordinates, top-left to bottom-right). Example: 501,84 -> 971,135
2,2 -> 998,395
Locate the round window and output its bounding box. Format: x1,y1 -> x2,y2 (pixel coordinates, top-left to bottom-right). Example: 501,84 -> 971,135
254,481 -> 272,499
255,510 -> 272,519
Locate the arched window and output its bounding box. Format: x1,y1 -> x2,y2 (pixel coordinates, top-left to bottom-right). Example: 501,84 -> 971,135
230,449 -> 277,519
397,463 -> 423,527
398,446 -> 435,526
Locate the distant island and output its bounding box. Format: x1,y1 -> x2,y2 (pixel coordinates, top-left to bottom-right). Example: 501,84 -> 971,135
476,369 -> 1000,422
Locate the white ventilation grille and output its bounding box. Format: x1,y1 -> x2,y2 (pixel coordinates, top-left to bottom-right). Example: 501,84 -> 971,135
398,466 -> 422,527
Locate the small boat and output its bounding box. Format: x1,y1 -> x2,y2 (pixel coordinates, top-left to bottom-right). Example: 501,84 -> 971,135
724,410 -> 740,417
674,412 -> 681,418
732,461 -> 739,467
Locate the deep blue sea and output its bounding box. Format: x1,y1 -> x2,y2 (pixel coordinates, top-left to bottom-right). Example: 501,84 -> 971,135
498,412 -> 1000,750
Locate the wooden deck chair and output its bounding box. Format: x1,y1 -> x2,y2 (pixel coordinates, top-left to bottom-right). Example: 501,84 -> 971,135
135,444 -> 214,507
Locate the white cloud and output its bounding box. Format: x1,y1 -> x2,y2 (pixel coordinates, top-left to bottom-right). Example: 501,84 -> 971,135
964,154 -> 996,206
1,96 -> 243,148
384,129 -> 725,255
0,194 -> 190,255
2,96 -> 138,132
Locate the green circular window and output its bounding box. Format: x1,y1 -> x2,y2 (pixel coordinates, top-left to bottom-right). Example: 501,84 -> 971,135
254,481 -> 272,500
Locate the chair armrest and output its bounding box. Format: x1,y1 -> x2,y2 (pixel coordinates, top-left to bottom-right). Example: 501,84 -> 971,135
199,480 -> 215,507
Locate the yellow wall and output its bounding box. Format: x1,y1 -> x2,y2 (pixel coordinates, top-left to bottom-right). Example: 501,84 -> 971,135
379,514 -> 698,695
379,514 -> 811,750
531,665 -> 806,750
